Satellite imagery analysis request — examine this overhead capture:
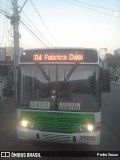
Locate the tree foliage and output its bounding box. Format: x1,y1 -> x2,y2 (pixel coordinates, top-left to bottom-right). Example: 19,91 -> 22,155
107,55 -> 120,68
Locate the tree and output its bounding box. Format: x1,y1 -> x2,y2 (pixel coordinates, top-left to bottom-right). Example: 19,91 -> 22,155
107,55 -> 120,69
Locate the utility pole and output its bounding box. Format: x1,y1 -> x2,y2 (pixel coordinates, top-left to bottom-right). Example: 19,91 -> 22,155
12,0 -> 19,66
11,0 -> 20,105
6,0 -> 27,105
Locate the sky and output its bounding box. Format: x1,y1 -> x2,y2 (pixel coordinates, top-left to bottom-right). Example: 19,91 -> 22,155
0,0 -> 120,57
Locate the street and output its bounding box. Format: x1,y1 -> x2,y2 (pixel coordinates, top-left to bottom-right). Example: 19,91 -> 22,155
0,82 -> 120,159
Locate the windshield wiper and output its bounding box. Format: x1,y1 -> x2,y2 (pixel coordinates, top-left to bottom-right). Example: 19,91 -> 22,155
37,64 -> 50,82
64,61 -> 80,81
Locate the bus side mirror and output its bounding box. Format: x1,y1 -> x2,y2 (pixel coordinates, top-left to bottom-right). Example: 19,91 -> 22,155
101,69 -> 111,92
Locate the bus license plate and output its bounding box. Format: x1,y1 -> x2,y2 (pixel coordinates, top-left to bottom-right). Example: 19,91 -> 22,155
80,136 -> 95,141
59,102 -> 80,111
30,101 -> 50,109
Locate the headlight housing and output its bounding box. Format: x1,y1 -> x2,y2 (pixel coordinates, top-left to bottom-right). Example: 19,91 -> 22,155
79,123 -> 100,133
21,120 -> 28,127
17,120 -> 34,128
87,124 -> 94,131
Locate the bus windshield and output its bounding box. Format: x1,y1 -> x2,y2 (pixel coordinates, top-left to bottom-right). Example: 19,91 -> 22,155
18,64 -> 100,112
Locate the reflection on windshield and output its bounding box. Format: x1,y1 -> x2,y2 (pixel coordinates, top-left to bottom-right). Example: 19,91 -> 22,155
18,64 -> 100,111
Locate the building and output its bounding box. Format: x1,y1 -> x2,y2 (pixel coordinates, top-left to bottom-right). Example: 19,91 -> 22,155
5,47 -> 14,61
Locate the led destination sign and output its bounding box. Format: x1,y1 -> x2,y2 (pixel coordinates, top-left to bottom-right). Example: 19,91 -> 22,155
20,49 -> 98,63
33,53 -> 84,61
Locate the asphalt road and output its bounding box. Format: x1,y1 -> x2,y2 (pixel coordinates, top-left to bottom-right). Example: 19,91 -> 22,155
0,82 -> 120,159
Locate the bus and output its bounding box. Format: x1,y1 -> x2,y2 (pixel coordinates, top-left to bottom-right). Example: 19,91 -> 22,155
16,48 -> 110,145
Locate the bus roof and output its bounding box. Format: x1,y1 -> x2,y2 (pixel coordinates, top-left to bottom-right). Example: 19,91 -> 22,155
21,47 -> 98,52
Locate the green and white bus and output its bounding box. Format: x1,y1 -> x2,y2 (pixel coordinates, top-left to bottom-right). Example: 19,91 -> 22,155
16,48 -> 110,145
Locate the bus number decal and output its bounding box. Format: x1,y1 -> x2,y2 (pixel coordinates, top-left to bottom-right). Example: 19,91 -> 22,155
30,101 -> 50,109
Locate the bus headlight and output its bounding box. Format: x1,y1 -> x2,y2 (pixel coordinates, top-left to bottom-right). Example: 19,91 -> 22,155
21,120 -> 28,127
80,124 -> 94,132
87,124 -> 94,131
17,120 -> 34,128
79,123 -> 100,132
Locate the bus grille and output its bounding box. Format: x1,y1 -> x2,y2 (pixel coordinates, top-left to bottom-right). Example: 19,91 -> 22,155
21,111 -> 95,133
41,132 -> 71,143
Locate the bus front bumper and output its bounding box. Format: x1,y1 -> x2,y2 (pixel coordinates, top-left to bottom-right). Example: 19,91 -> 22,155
17,126 -> 100,145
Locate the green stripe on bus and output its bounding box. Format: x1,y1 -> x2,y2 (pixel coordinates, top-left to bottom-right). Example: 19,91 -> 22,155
20,111 -> 95,133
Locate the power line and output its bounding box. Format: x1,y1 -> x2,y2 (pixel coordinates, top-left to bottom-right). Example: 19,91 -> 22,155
72,0 -> 120,13
7,26 -> 13,38
30,0 -> 49,32
21,14 -> 52,47
0,1 -> 9,9
0,1 -> 51,48
0,0 -> 12,15
0,7 -> 12,16
0,1 -> 12,47
63,0 -> 120,19
0,15 -> 6,46
19,0 -> 28,13
20,20 -> 49,48
21,21 -> 44,47
21,11 -> 54,47
30,0 -> 60,47
4,0 -> 10,47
